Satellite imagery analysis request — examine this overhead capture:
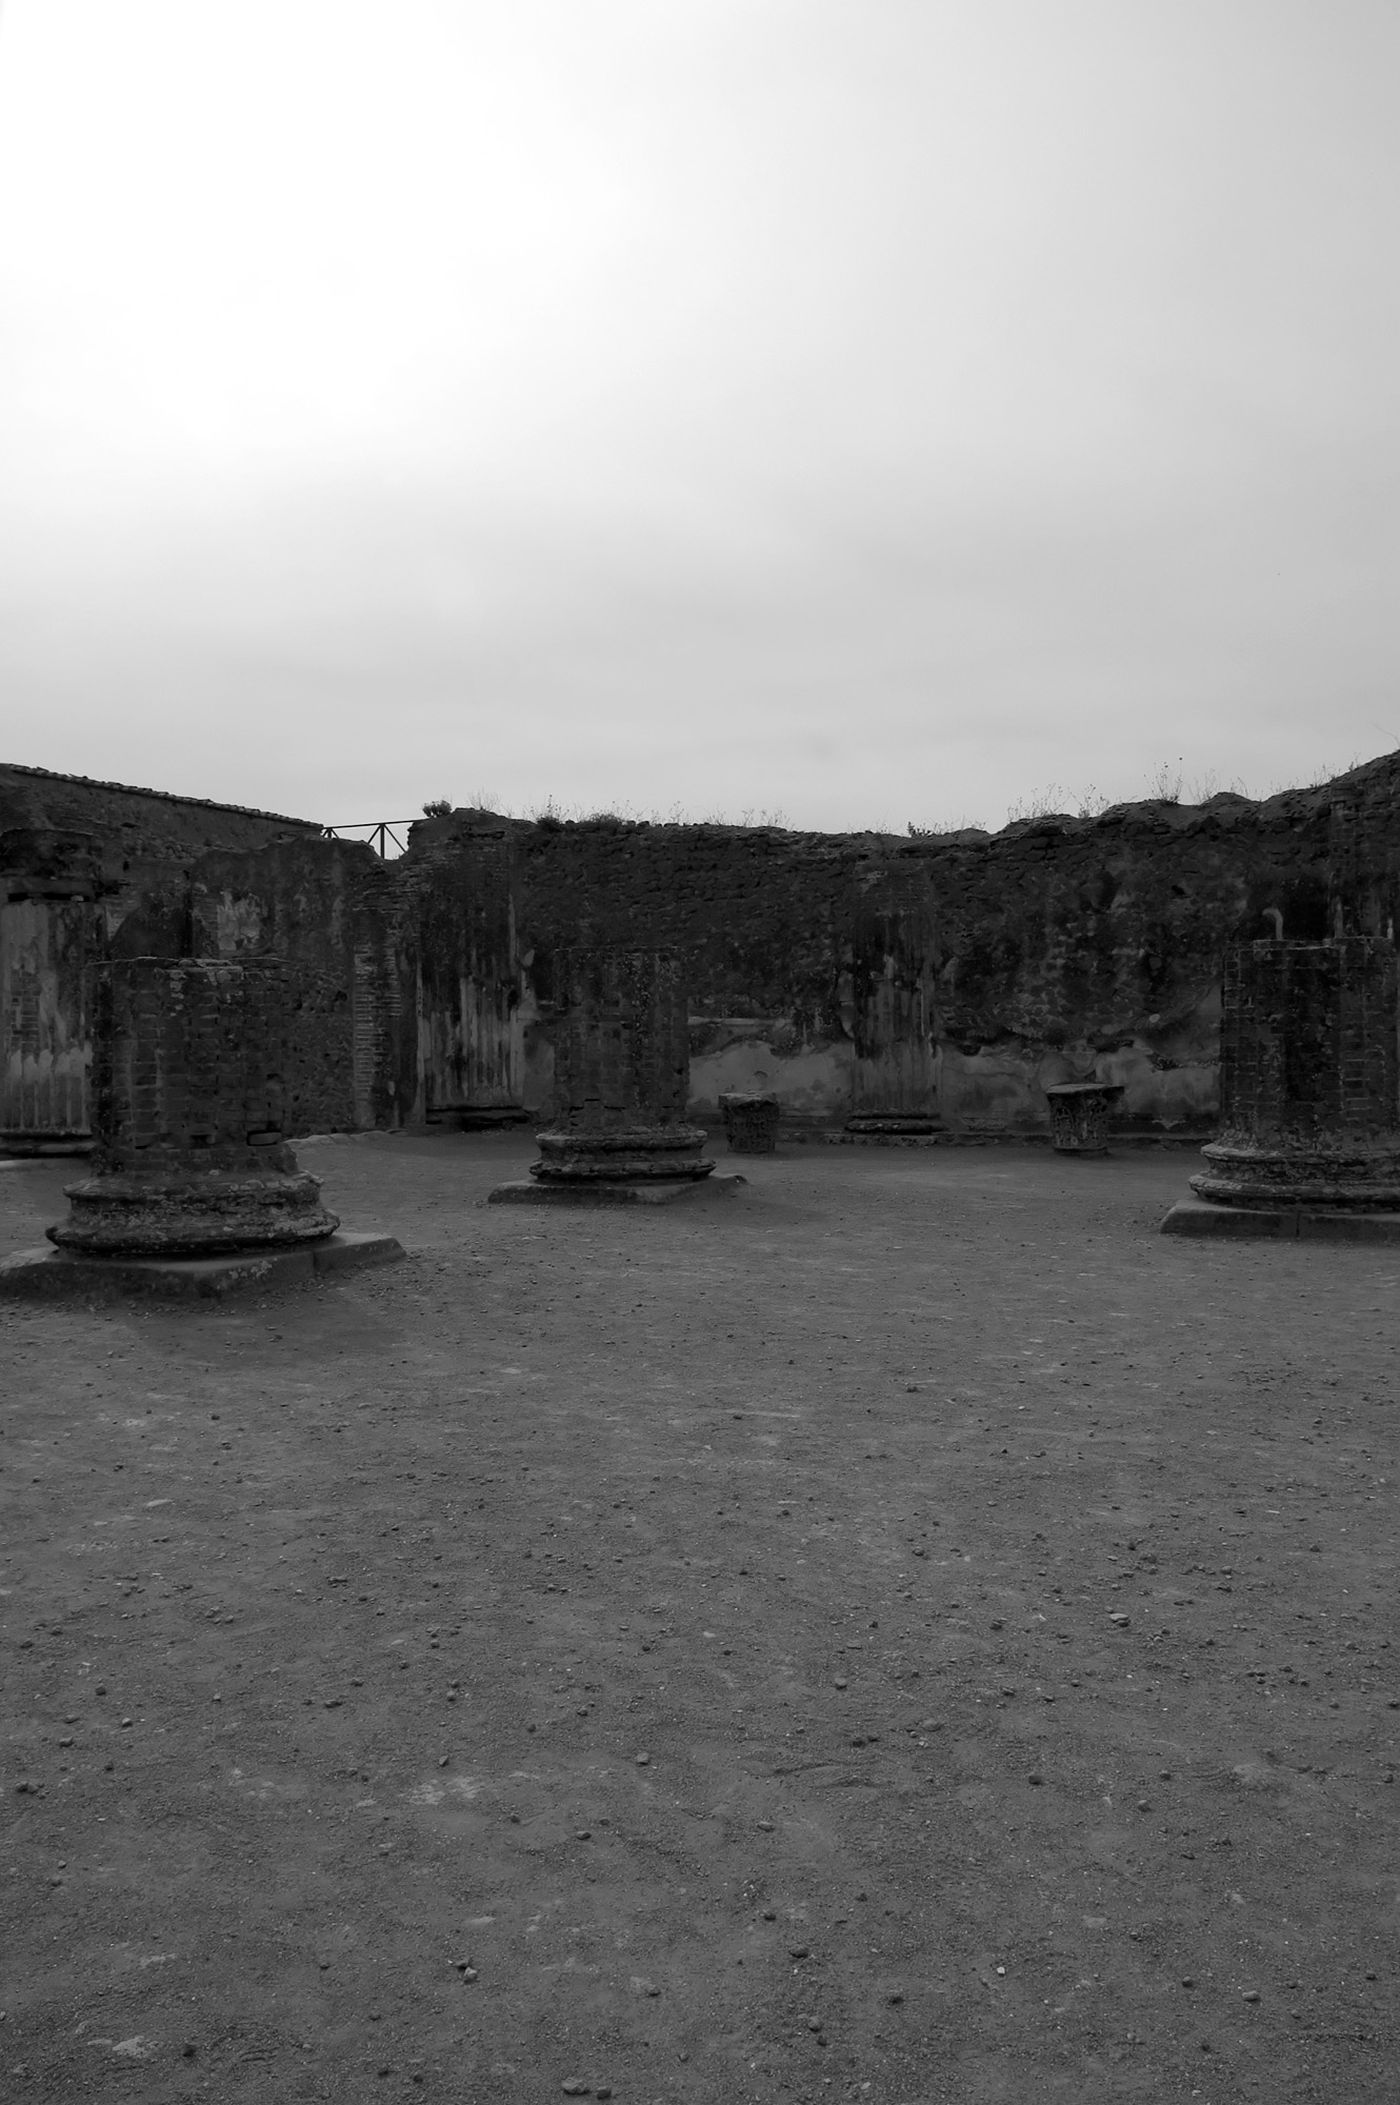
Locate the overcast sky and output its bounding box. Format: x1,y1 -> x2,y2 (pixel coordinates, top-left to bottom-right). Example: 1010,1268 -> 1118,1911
1,1 -> 1396,834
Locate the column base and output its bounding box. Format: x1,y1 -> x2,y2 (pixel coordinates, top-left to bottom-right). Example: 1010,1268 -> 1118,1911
489,1175 -> 746,1208
49,1169 -> 339,1256
1161,1195 -> 1400,1242
530,1125 -> 714,1183
1190,1139 -> 1400,1210
0,1231 -> 404,1300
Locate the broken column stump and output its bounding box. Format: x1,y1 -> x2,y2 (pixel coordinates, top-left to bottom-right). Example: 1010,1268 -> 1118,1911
719,1091 -> 781,1155
1162,936 -> 1400,1239
1045,1081 -> 1125,1155
0,957 -> 402,1297
490,948 -> 739,1205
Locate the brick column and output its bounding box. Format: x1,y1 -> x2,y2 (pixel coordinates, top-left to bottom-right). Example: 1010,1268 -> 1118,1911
531,949 -> 713,1183
49,958 -> 339,1253
1190,937 -> 1400,1207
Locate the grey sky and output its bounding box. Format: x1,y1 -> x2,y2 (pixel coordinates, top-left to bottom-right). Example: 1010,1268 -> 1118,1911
1,0 -> 1396,831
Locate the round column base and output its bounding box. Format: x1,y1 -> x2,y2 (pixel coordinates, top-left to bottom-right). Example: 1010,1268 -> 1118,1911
530,1126 -> 714,1182
48,1170 -> 340,1255
1190,1139 -> 1400,1210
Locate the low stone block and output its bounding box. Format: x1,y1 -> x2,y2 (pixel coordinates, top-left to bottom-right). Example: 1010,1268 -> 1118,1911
721,1093 -> 782,1154
0,1231 -> 404,1301
1159,1195 -> 1400,1242
488,1175 -> 746,1208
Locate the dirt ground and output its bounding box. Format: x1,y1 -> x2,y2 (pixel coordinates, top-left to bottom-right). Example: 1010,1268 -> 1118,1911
1,1132 -> 1397,2105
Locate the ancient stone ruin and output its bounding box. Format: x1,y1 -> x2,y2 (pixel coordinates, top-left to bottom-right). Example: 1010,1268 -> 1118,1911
1044,1081 -> 1126,1155
491,948 -> 725,1204
8,750 -> 1400,1157
50,957 -> 339,1254
1162,934 -> 1400,1237
719,1090 -> 781,1155
0,951 -> 402,1297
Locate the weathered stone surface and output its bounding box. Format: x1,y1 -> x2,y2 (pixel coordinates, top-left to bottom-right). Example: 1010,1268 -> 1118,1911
524,950 -> 715,1186
1189,938 -> 1400,1208
532,1126 -> 712,1183
52,1168 -> 335,1254
0,1230 -> 403,1300
46,958 -> 340,1255
844,1112 -> 941,1137
17,747 -> 1400,1146
488,1175 -> 743,1208
1045,1082 -> 1125,1155
721,1092 -> 782,1154
1161,1195 -> 1400,1242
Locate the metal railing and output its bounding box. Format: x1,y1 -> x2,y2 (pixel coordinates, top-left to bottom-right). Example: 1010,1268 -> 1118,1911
322,821 -> 416,858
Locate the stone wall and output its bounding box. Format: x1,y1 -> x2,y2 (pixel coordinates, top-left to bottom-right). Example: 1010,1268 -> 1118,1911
0,765 -> 326,1147
402,752 -> 1398,1137
187,836 -> 410,1136
6,750 -> 1399,1146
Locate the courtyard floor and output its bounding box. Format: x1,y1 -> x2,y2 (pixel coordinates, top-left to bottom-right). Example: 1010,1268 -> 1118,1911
1,1132 -> 1397,2104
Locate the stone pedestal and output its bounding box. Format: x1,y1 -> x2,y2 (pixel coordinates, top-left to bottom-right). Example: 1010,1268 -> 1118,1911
1163,937 -> 1400,1236
1045,1082 -> 1124,1155
47,958 -> 340,1256
491,949 -> 725,1204
720,1092 -> 781,1155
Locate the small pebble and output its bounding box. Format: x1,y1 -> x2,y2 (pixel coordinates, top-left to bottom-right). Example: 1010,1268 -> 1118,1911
1242,1989 -> 1261,2003
561,2083 -> 590,2097
635,1753 -> 650,1766
833,1677 -> 848,1690
1028,1772 -> 1044,1786
756,1819 -> 774,1832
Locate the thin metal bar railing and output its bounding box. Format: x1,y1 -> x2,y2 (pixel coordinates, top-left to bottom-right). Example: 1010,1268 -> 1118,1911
322,821 -> 416,858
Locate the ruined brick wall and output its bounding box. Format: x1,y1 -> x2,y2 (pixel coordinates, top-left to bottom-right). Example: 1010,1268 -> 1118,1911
549,948 -> 692,1130
400,753 -> 1397,1135
397,825 -> 522,1120
0,763 -> 322,879
91,957 -> 294,1172
9,752 -> 1400,1148
188,837 -> 412,1135
0,766 -> 328,1145
1218,938 -> 1400,1143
